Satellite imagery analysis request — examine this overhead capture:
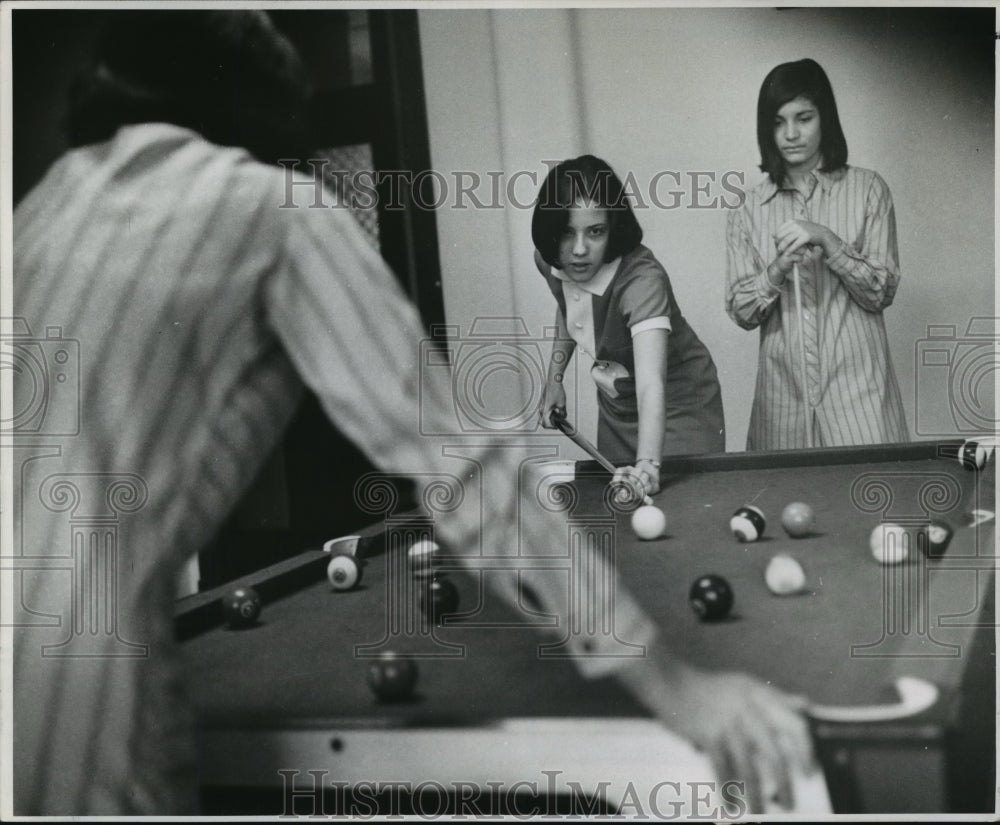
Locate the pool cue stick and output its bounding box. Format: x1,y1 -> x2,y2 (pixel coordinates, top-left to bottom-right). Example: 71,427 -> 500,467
792,261 -> 813,449
550,410 -> 654,506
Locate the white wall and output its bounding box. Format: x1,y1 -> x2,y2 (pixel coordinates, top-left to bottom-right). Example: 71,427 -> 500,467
420,7 -> 995,451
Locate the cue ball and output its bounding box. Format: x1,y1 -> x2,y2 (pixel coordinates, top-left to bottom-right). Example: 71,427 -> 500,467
781,502 -> 815,538
367,652 -> 418,702
407,539 -> 440,579
327,554 -> 361,590
689,574 -> 734,621
765,554 -> 807,595
631,505 -> 667,540
223,586 -> 261,628
869,523 -> 912,565
730,505 -> 766,542
420,578 -> 460,622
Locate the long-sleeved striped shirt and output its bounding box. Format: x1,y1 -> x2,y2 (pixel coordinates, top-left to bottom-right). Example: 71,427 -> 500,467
725,165 -> 909,449
12,124 -> 655,814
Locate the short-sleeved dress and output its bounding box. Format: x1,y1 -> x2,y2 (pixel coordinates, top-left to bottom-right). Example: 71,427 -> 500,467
538,245 -> 725,463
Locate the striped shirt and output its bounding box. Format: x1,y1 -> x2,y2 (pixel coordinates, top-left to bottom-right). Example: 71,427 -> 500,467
12,124 -> 655,814
725,165 -> 909,450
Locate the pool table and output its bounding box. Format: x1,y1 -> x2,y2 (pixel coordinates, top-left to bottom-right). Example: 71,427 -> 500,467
178,441 -> 996,816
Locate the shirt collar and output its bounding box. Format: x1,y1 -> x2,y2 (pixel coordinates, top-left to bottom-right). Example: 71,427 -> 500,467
551,257 -> 621,296
760,165 -> 844,204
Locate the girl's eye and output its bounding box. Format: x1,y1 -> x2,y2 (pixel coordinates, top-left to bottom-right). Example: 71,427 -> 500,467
588,226 -> 607,238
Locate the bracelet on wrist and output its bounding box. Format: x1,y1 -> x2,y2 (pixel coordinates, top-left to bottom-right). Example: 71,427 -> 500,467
636,458 -> 661,469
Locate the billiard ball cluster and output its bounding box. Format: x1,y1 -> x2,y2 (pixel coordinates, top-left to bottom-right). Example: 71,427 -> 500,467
687,499 -> 817,618
361,539 -> 464,703
728,501 -> 818,543
868,520 -> 955,564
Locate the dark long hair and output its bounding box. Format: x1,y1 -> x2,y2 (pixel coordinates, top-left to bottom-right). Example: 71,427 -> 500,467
67,11 -> 312,165
531,155 -> 643,269
756,58 -> 848,187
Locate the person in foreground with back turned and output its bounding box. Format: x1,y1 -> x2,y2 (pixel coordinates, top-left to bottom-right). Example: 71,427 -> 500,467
11,11 -> 813,815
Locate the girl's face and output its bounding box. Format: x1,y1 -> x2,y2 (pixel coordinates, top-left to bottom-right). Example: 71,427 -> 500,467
558,201 -> 610,283
774,95 -> 822,174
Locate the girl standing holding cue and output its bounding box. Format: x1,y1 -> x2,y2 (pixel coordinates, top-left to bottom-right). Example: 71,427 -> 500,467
726,58 -> 908,450
535,155 -> 725,497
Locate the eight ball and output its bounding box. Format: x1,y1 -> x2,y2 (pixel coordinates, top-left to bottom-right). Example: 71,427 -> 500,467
223,586 -> 261,628
689,574 -> 734,621
420,578 -> 459,623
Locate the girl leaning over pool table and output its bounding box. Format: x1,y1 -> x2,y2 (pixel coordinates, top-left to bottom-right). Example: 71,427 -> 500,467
535,155 -> 725,497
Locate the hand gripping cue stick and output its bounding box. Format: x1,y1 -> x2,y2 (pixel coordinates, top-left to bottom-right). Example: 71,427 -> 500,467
549,409 -> 654,507
792,262 -> 813,449
806,676 -> 939,723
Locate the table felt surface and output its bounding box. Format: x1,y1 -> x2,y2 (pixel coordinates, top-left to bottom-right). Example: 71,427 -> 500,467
182,450 -> 994,726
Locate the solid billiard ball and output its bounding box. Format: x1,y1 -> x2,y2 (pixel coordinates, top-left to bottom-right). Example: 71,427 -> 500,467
869,523 -> 911,564
925,520 -> 954,558
367,652 -> 418,702
689,574 -> 734,621
223,586 -> 261,628
781,502 -> 815,538
631,505 -> 667,540
958,439 -> 989,471
730,505 -> 766,542
327,554 -> 362,590
765,554 -> 806,595
407,539 -> 440,579
420,578 -> 459,622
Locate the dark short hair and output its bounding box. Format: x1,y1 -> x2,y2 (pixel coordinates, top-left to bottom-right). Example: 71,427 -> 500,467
67,11 -> 312,165
756,58 -> 848,187
531,155 -> 643,269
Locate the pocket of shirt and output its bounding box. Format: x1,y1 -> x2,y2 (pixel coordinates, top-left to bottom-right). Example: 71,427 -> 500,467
591,360 -> 635,400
